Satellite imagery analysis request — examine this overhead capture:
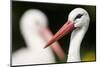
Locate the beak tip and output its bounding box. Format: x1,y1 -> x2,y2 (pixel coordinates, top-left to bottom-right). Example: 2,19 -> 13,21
44,44 -> 48,49
43,46 -> 46,49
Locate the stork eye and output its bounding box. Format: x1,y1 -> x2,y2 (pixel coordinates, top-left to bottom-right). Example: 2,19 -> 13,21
74,14 -> 83,21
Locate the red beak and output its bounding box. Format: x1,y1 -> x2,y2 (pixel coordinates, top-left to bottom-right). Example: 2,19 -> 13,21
44,20 -> 75,48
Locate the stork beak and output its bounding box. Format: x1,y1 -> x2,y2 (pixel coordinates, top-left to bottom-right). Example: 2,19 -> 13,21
44,20 -> 75,48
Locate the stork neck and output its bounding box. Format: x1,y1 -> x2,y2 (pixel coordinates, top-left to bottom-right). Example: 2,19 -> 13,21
22,29 -> 46,50
67,27 -> 88,62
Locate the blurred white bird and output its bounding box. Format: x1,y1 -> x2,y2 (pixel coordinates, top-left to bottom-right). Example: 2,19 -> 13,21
44,8 -> 90,62
12,9 -> 65,66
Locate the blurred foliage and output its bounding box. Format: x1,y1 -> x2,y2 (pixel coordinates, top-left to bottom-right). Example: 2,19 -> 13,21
81,51 -> 96,61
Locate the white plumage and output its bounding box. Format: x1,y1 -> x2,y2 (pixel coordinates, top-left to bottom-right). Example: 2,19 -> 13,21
67,8 -> 90,62
12,9 -> 55,66
45,8 -> 90,62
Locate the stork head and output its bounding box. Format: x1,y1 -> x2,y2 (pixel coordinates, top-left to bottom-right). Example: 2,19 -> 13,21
20,9 -> 48,34
44,8 -> 90,48
68,8 -> 90,28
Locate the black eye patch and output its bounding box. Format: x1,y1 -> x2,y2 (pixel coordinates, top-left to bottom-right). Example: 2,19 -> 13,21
74,14 -> 84,21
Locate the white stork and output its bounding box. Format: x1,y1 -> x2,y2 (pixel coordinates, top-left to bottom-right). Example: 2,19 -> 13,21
12,9 -> 65,66
44,8 -> 90,62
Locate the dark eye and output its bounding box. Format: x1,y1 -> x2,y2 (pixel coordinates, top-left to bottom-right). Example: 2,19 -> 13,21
74,14 -> 83,21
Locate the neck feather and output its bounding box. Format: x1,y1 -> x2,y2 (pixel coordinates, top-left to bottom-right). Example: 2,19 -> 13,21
67,26 -> 88,62
21,27 -> 46,50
